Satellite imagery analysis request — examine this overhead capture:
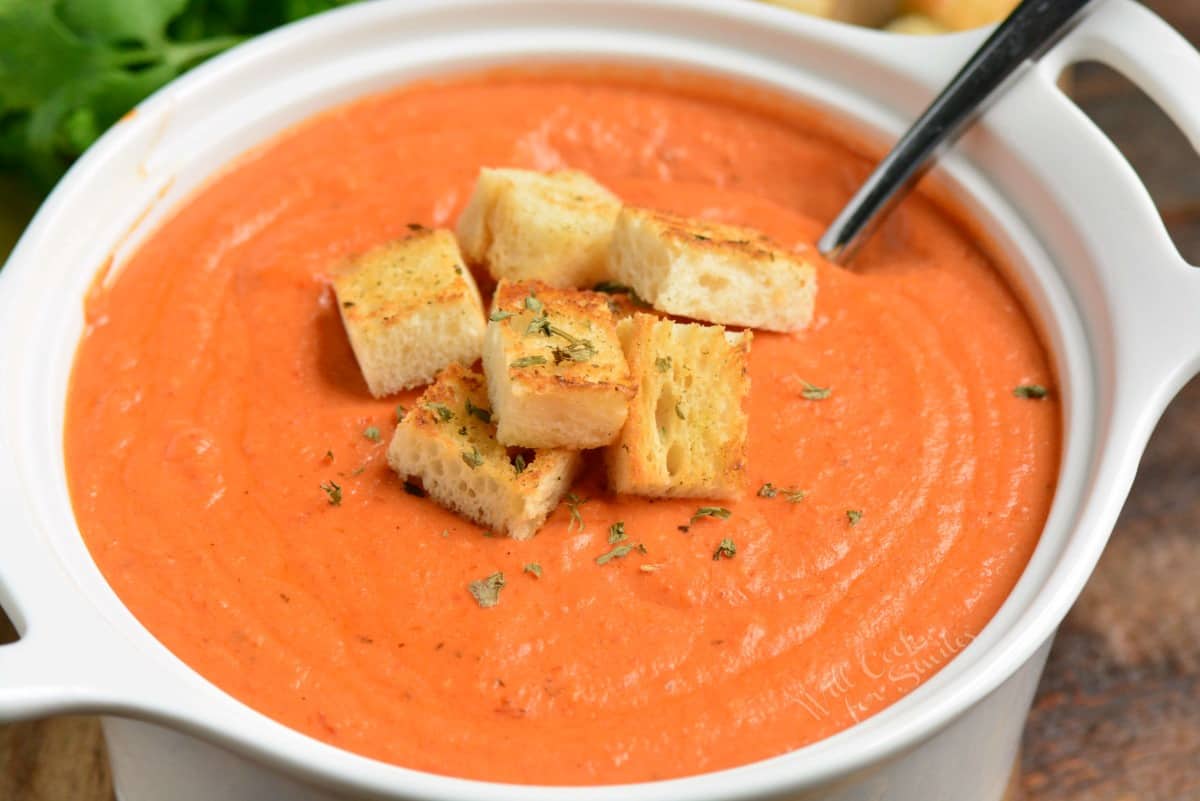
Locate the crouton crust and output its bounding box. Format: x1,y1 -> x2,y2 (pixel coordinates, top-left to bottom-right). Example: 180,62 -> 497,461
607,313 -> 751,499
607,206 -> 816,333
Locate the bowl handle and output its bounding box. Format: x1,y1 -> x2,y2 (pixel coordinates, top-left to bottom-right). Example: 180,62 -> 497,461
1041,0 -> 1200,383
0,448 -> 162,720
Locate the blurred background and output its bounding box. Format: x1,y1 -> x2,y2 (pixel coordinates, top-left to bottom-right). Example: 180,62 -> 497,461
1,1 -> 1197,799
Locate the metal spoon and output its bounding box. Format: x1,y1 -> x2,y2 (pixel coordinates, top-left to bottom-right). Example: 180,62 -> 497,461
818,0 -> 1096,264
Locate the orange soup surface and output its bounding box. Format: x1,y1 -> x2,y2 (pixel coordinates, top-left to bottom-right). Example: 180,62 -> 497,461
66,68 -> 1059,784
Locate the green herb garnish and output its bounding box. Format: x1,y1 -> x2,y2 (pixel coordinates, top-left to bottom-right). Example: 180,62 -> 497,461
526,314 -> 552,336
784,488 -> 807,503
801,381 -> 831,400
512,453 -> 528,474
757,483 -> 778,498
425,402 -> 453,422
524,563 -> 543,579
1013,384 -> 1048,399
465,399 -> 492,423
468,572 -> 505,608
320,481 -> 342,506
713,538 -> 737,560
596,543 -> 634,565
655,356 -> 672,373
461,447 -> 484,469
691,507 -> 732,525
608,521 -> 627,543
511,355 -> 547,369
524,293 -> 543,314
395,404 -> 407,421
363,426 -> 381,442
565,492 -> 588,531
847,509 -> 863,526
489,310 -> 513,322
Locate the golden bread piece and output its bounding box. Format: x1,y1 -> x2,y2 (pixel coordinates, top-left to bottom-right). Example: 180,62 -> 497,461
607,207 -> 817,333
387,364 -> 582,540
333,229 -> 485,397
759,0 -> 900,26
456,168 -> 621,288
901,0 -> 1016,30
606,313 -> 751,499
885,13 -> 950,33
483,280 -> 635,449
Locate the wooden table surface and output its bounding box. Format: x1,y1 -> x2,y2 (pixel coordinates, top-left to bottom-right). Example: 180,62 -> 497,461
2,2 -> 1198,798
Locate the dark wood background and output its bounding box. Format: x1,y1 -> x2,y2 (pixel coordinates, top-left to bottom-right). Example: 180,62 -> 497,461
1,1 -> 1197,798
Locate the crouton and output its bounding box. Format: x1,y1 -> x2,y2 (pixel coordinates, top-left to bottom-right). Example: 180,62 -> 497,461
900,0 -> 1015,30
387,363 -> 582,540
884,13 -> 949,34
759,0 -> 900,26
334,229 -> 485,397
606,313 -> 751,499
607,207 -> 817,333
483,280 -> 635,449
456,168 -> 621,288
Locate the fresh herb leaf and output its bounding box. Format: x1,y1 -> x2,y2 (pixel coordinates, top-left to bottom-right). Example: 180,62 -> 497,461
461,447 -> 484,469
757,483 -> 778,498
511,355 -> 547,369
523,562 -> 543,579
801,381 -> 831,400
713,537 -> 737,560
596,543 -> 634,565
512,453 -> 528,474
1013,384 -> 1048,399
465,398 -> 492,423
655,356 -> 672,373
524,293 -> 543,314
424,402 -> 453,422
489,309 -> 513,322
395,403 -> 407,421
639,563 -> 662,573
363,425 -> 381,442
847,509 -> 863,526
690,507 -> 731,525
467,572 -> 505,608
320,480 -> 342,506
565,492 -> 588,531
635,542 -> 648,554
784,488 -> 807,503
403,480 -> 425,497
608,521 -> 627,543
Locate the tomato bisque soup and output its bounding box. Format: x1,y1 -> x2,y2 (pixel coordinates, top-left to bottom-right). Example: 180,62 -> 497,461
65,67 -> 1059,784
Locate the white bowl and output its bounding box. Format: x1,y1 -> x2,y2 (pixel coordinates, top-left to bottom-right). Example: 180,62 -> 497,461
2,1 -> 1199,799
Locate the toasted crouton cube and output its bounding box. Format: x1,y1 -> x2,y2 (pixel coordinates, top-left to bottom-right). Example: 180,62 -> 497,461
760,0 -> 899,26
334,229 -> 485,397
901,0 -> 1015,30
607,207 -> 817,332
483,280 -> 635,449
884,13 -> 949,33
607,314 -> 751,499
387,364 -> 582,540
456,168 -> 621,288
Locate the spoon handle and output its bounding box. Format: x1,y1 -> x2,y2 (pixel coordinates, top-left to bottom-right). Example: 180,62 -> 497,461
818,0 -> 1096,263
